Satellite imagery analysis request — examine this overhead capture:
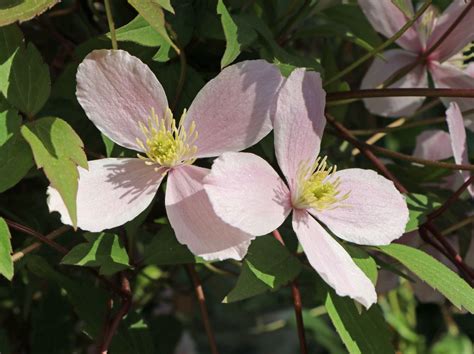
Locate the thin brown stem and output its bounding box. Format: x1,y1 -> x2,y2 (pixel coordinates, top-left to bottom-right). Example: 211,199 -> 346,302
442,215 -> 474,236
186,264 -> 219,354
422,0 -> 474,58
272,230 -> 308,354
98,274 -> 132,353
12,225 -> 70,262
428,175 -> 474,220
327,88 -> 474,102
5,219 -> 69,254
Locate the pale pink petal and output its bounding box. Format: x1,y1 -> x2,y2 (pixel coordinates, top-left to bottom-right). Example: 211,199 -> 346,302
76,49 -> 169,151
48,158 -> 164,231
427,0 -> 474,62
466,62 -> 474,77
292,210 -> 377,308
358,0 -> 421,51
204,152 -> 291,236
165,165 -> 255,261
274,69 -> 326,189
413,130 -> 453,160
361,50 -> 428,117
446,103 -> 473,197
312,169 -> 409,245
430,61 -> 474,114
186,60 -> 283,158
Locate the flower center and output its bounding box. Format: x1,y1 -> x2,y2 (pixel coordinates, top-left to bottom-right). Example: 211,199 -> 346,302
292,156 -> 349,211
136,107 -> 198,167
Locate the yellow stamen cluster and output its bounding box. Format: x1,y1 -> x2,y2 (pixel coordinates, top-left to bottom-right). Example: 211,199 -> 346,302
447,43 -> 474,70
136,107 -> 198,168
293,156 -> 349,211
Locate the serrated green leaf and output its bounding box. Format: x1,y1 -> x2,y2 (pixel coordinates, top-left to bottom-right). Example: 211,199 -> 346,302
224,236 -> 302,302
0,0 -> 60,26
325,290 -> 394,354
61,233 -> 130,276
0,218 -> 13,280
128,0 -> 179,53
217,0 -> 256,67
405,193 -> 441,232
21,117 -> 87,226
113,15 -> 169,48
378,243 -> 474,313
0,129 -> 34,193
143,226 -> 195,265
3,42 -> 51,116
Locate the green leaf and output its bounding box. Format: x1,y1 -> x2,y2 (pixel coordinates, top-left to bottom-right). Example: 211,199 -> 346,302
155,0 -> 174,14
27,255 -> 108,337
0,218 -> 13,280
325,290 -> 394,354
344,245 -> 378,285
128,0 -> 179,53
323,4 -> 382,48
21,117 -> 87,226
405,193 -> 441,232
61,233 -> 130,276
0,0 -> 60,26
378,243 -> 474,313
431,334 -> 473,354
224,236 -> 302,302
217,0 -> 257,68
2,42 -> 51,116
113,15 -> 169,48
143,226 -> 195,265
0,122 -> 34,192
0,24 -> 23,96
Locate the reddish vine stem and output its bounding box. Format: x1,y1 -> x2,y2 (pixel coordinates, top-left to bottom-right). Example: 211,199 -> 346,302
272,230 -> 308,354
186,264 -> 219,354
428,175 -> 474,220
326,114 -> 474,283
327,88 -> 474,101
5,219 -> 69,254
98,273 -> 132,353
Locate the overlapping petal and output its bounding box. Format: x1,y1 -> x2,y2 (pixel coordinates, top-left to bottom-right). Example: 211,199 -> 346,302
186,60 -> 283,158
427,0 -> 474,62
48,158 -> 164,232
204,152 -> 291,236
292,210 -> 377,308
312,169 -> 409,245
274,69 -> 326,189
165,165 -> 255,260
358,0 -> 421,51
361,50 -> 428,117
76,50 -> 169,151
446,103 -> 473,197
413,130 -> 453,160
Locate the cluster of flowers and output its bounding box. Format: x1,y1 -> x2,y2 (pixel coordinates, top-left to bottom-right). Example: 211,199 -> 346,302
48,0 -> 474,309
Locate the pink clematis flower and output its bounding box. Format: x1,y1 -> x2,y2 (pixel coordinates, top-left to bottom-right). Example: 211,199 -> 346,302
413,102 -> 473,197
359,0 -> 474,126
48,49 -> 283,260
203,69 -> 409,308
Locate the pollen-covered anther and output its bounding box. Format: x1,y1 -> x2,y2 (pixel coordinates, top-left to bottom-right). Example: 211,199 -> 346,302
293,156 -> 350,211
136,107 -> 198,167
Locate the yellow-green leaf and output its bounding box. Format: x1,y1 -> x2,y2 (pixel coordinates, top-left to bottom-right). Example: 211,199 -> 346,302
21,117 -> 87,227
0,0 -> 60,26
128,0 -> 179,53
0,218 -> 13,280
